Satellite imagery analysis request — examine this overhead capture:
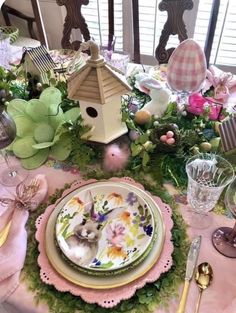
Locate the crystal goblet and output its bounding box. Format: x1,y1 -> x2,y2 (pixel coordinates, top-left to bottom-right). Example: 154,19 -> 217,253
212,178 -> 236,258
0,108 -> 28,186
186,153 -> 234,229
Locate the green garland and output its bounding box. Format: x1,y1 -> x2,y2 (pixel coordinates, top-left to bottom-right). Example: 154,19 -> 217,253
23,172 -> 189,313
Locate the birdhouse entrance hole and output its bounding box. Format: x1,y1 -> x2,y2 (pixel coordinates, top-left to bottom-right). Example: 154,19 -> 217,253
86,107 -> 98,118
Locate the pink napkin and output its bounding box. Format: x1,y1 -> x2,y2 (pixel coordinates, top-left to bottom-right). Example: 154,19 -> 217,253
0,174 -> 48,302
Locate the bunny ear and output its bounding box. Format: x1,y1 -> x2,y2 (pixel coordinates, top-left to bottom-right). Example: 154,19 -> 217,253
142,77 -> 162,90
86,190 -> 95,220
135,72 -> 149,83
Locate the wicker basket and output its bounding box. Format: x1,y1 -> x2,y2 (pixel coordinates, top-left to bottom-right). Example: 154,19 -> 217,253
0,26 -> 19,44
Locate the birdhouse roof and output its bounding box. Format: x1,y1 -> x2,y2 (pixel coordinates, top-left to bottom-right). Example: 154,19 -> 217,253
68,59 -> 132,104
22,46 -> 56,72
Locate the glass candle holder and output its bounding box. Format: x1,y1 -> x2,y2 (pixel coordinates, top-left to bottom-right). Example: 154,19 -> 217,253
101,50 -> 130,75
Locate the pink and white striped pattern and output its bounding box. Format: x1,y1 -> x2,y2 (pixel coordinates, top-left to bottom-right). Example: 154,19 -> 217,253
167,39 -> 207,93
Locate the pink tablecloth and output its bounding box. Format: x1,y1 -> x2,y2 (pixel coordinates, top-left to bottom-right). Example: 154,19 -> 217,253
1,160 -> 236,313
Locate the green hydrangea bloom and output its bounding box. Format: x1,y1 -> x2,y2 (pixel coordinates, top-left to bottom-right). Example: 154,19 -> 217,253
7,87 -> 80,169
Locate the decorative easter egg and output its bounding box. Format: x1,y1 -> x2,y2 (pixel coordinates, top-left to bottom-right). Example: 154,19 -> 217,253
200,142 -> 212,152
160,135 -> 167,142
166,131 -> 174,138
166,137 -> 175,145
103,144 -> 130,172
167,39 -> 207,93
134,110 -> 151,125
129,129 -> 140,141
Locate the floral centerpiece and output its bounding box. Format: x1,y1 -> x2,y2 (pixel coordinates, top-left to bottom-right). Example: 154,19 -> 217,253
1,51 -> 236,186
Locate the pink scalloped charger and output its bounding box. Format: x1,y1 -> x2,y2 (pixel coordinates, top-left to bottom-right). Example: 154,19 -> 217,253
35,177 -> 174,308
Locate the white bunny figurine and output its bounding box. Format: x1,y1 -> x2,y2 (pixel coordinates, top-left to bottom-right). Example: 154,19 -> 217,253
135,73 -> 171,117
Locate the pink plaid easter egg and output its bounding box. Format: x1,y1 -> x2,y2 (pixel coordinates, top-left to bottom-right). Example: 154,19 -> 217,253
167,39 -> 207,93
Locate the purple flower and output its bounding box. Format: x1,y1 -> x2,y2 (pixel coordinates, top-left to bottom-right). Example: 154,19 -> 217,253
126,192 -> 138,206
144,224 -> 153,236
92,258 -> 101,266
97,213 -> 108,223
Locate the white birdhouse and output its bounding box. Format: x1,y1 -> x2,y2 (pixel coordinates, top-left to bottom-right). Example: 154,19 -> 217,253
67,41 -> 132,144
21,46 -> 56,84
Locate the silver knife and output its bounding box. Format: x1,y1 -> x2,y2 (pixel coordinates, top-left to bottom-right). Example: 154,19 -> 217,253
176,235 -> 201,313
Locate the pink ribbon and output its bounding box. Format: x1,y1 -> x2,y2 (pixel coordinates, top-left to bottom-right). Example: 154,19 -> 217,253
0,174 -> 47,302
205,65 -> 236,102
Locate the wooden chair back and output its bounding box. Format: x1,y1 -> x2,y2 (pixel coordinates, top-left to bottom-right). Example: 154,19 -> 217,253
132,0 -> 194,64
56,0 -> 91,50
1,0 -> 48,48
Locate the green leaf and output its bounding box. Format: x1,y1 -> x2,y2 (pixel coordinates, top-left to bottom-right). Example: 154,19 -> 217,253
48,105 -> 65,130
50,136 -> 71,161
12,137 -> 38,158
39,87 -> 62,107
131,143 -> 143,157
26,99 -> 49,122
137,234 -> 145,239
33,123 -> 55,143
63,107 -> 80,123
93,261 -> 113,269
20,148 -> 49,169
53,124 -> 69,143
32,142 -> 54,149
14,115 -> 35,138
137,133 -> 149,144
142,151 -> 150,166
7,99 -> 28,117
138,205 -> 144,216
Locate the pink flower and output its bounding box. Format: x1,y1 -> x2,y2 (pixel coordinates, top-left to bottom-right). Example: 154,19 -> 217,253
188,93 -> 222,120
106,223 -> 125,247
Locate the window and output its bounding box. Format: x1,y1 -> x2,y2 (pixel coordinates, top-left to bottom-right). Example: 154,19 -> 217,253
82,0 -> 236,73
194,0 -> 236,73
81,0 -> 123,51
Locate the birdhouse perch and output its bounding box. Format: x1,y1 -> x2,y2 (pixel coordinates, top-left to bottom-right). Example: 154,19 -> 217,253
67,40 -> 132,144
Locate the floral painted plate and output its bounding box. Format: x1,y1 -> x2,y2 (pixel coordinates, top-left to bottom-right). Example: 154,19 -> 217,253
44,180 -> 165,289
55,183 -> 156,274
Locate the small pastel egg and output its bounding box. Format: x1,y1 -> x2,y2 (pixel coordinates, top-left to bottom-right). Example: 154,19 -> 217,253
134,110 -> 151,125
166,131 -> 174,138
200,142 -> 212,152
160,135 -> 167,142
129,130 -> 140,141
166,138 -> 175,145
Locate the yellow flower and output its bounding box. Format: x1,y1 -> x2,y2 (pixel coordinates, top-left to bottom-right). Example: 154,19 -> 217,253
125,234 -> 135,247
107,193 -> 123,206
107,246 -> 127,259
68,196 -> 84,207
